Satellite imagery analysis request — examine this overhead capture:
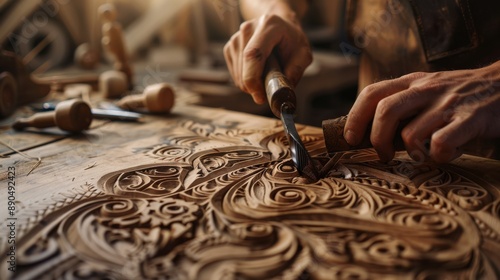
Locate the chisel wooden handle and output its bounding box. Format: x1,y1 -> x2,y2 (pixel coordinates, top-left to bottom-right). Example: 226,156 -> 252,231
264,53 -> 296,117
322,116 -> 403,153
322,115 -> 499,159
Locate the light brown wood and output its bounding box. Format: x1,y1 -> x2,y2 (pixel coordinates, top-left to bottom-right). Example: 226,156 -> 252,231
99,70 -> 128,99
12,99 -> 92,133
74,43 -> 100,70
0,104 -> 499,279
99,3 -> 133,89
64,84 -> 92,100
0,72 -> 17,118
124,0 -> 194,56
117,83 -> 175,113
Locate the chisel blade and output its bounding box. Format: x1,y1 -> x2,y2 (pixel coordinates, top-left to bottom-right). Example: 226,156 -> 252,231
280,104 -> 319,181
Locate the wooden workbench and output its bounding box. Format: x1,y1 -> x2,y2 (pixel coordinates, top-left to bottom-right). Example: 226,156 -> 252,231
0,102 -> 499,279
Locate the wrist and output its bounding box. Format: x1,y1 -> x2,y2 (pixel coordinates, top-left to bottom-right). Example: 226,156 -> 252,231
265,1 -> 300,23
240,0 -> 308,22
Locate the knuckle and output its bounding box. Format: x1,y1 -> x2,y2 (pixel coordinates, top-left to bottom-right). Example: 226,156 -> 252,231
430,135 -> 452,162
402,71 -> 427,81
391,91 -> 411,108
262,14 -> 282,26
243,47 -> 264,62
223,43 -> 231,56
431,132 -> 447,148
362,83 -> 378,95
239,21 -> 253,36
441,92 -> 461,108
375,98 -> 395,119
229,31 -> 239,41
227,33 -> 240,49
359,81 -> 386,100
414,82 -> 441,94
401,126 -> 417,148
347,110 -> 360,124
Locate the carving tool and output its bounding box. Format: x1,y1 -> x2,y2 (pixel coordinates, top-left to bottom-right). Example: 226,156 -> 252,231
32,102 -> 143,122
0,50 -> 99,118
322,115 -> 500,163
13,99 -> 92,133
264,53 -> 319,181
117,83 -> 175,114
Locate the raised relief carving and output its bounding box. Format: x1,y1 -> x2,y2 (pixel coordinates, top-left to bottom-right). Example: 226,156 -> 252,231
1,118 -> 499,279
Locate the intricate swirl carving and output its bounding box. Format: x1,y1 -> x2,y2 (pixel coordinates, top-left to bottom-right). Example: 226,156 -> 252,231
147,145 -> 192,161
99,164 -> 191,197
2,113 -> 499,279
447,186 -> 489,210
169,223 -> 307,279
12,197 -> 200,279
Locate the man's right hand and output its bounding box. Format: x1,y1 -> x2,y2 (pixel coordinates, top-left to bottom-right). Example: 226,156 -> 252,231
223,9 -> 312,104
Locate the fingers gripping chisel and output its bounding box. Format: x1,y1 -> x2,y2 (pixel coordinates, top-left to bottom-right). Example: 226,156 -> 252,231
322,116 -> 500,160
264,53 -> 319,181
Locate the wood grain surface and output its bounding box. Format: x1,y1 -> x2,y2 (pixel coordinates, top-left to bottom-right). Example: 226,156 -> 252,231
0,104 -> 499,279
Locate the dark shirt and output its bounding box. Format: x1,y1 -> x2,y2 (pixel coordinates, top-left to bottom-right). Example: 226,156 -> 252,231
345,0 -> 500,88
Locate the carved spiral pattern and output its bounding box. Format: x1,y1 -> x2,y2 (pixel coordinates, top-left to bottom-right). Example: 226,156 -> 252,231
3,116 -> 499,279
99,165 -> 188,197
379,204 -> 459,236
447,186 -> 489,210
147,145 -> 192,161
270,160 -> 300,179
266,186 -> 317,209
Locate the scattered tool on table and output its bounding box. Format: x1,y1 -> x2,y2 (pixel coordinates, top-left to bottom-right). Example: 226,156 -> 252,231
32,101 -> 143,122
99,3 -> 133,89
13,99 -> 92,133
117,83 -> 175,114
0,50 -> 99,118
99,70 -> 128,99
1,50 -> 50,117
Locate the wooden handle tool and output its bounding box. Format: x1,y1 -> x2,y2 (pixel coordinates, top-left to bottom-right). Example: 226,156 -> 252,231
264,53 -> 319,180
264,54 -> 296,118
322,115 -> 500,159
13,99 -> 92,133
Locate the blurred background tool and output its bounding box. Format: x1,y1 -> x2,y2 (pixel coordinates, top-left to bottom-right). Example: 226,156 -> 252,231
117,83 -> 175,113
0,50 -> 51,117
99,3 -> 133,89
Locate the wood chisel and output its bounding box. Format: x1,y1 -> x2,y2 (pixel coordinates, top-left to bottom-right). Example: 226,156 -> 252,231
322,115 -> 500,161
264,53 -> 320,181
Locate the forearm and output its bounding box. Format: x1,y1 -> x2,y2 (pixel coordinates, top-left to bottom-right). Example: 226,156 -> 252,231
239,0 -> 309,21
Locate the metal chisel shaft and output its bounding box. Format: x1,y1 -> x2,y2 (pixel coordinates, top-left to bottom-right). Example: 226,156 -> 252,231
264,53 -> 319,180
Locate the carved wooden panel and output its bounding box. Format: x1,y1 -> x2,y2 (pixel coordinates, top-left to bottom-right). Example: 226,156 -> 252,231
1,107 -> 499,279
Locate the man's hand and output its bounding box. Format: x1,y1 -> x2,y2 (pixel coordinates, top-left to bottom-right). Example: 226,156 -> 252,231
223,6 -> 312,104
344,61 -> 500,163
